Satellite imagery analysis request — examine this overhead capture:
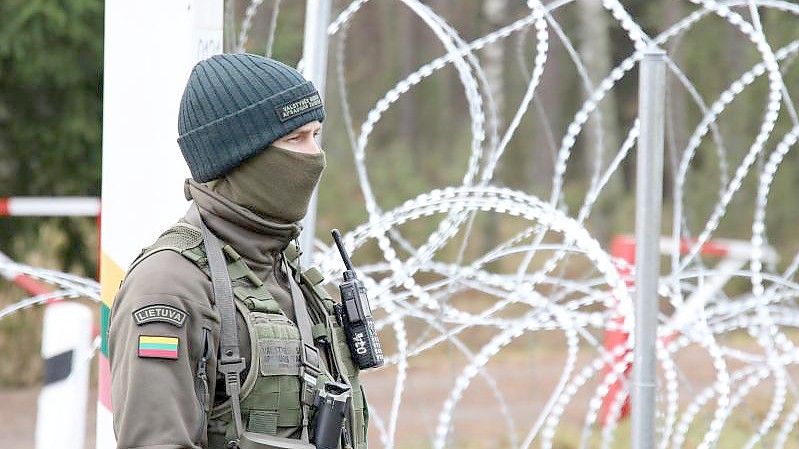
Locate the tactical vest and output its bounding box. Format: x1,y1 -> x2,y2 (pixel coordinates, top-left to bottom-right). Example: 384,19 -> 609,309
128,220 -> 369,449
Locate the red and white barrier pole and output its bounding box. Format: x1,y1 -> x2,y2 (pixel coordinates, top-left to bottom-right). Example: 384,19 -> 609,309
0,195 -> 102,296
1,199 -> 100,446
0,196 -> 102,281
0,197 -> 100,217
598,235 -> 777,425
599,236 -> 635,425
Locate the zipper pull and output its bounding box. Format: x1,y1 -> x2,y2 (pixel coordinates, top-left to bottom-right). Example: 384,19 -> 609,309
196,328 -> 211,414
197,328 -> 210,377
197,358 -> 208,379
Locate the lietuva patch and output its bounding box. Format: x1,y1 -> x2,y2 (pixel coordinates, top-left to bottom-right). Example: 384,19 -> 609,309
258,338 -> 301,376
133,304 -> 187,327
275,93 -> 323,122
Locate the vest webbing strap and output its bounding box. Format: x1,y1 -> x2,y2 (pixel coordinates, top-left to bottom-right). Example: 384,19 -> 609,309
283,253 -> 321,443
192,203 -> 246,446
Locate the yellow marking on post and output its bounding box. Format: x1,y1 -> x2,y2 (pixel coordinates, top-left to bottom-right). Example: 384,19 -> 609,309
100,251 -> 126,308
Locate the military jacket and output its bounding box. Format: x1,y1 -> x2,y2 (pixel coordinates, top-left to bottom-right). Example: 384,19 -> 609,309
109,180 -> 364,449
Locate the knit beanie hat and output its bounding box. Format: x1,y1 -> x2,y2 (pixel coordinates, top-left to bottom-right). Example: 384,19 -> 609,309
177,53 -> 325,182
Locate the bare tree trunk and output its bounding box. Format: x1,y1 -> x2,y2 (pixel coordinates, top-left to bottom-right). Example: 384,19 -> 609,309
482,0 -> 506,123
400,6 -> 419,156
578,0 -> 622,243
664,1 -> 686,202
225,0 -> 237,52
481,0 -> 507,257
530,44 -> 562,195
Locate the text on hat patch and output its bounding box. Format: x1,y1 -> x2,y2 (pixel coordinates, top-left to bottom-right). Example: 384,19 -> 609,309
276,93 -> 323,122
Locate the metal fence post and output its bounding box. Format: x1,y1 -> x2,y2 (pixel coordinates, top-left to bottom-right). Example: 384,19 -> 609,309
632,45 -> 667,449
300,0 -> 331,267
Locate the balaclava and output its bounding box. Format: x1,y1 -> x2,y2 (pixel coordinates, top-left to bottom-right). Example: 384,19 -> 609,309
211,145 -> 326,223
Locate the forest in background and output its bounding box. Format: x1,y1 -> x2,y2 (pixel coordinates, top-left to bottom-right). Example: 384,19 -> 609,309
1,0 -> 798,386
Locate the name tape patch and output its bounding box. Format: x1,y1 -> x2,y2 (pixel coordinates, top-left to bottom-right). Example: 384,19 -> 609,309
258,338 -> 301,376
275,93 -> 323,122
133,304 -> 187,327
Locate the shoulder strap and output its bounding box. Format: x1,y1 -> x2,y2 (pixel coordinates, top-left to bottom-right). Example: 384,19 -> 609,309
284,242 -> 371,449
125,222 -> 203,277
283,249 -> 322,443
190,204 -> 246,446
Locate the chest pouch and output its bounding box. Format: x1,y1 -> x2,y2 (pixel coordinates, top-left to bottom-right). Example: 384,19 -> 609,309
208,301 -> 331,449
235,323 -> 339,449
239,312 -> 304,437
206,272 -> 325,449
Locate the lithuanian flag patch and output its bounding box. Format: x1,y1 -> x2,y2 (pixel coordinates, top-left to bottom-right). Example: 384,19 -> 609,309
138,335 -> 179,360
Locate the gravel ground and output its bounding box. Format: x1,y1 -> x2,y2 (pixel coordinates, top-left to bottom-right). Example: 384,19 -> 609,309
0,355 -> 567,449
1,338 -> 789,449
0,387 -> 97,449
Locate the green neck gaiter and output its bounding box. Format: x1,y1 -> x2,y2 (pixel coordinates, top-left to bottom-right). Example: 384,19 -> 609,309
211,145 -> 326,223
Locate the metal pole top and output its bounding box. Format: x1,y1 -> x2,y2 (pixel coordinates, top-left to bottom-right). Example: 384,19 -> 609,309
642,44 -> 666,58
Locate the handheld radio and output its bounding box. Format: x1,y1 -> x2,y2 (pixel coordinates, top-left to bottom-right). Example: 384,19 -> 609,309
331,229 -> 384,369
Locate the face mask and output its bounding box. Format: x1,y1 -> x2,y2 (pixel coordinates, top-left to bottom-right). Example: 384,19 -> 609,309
212,144 -> 326,223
